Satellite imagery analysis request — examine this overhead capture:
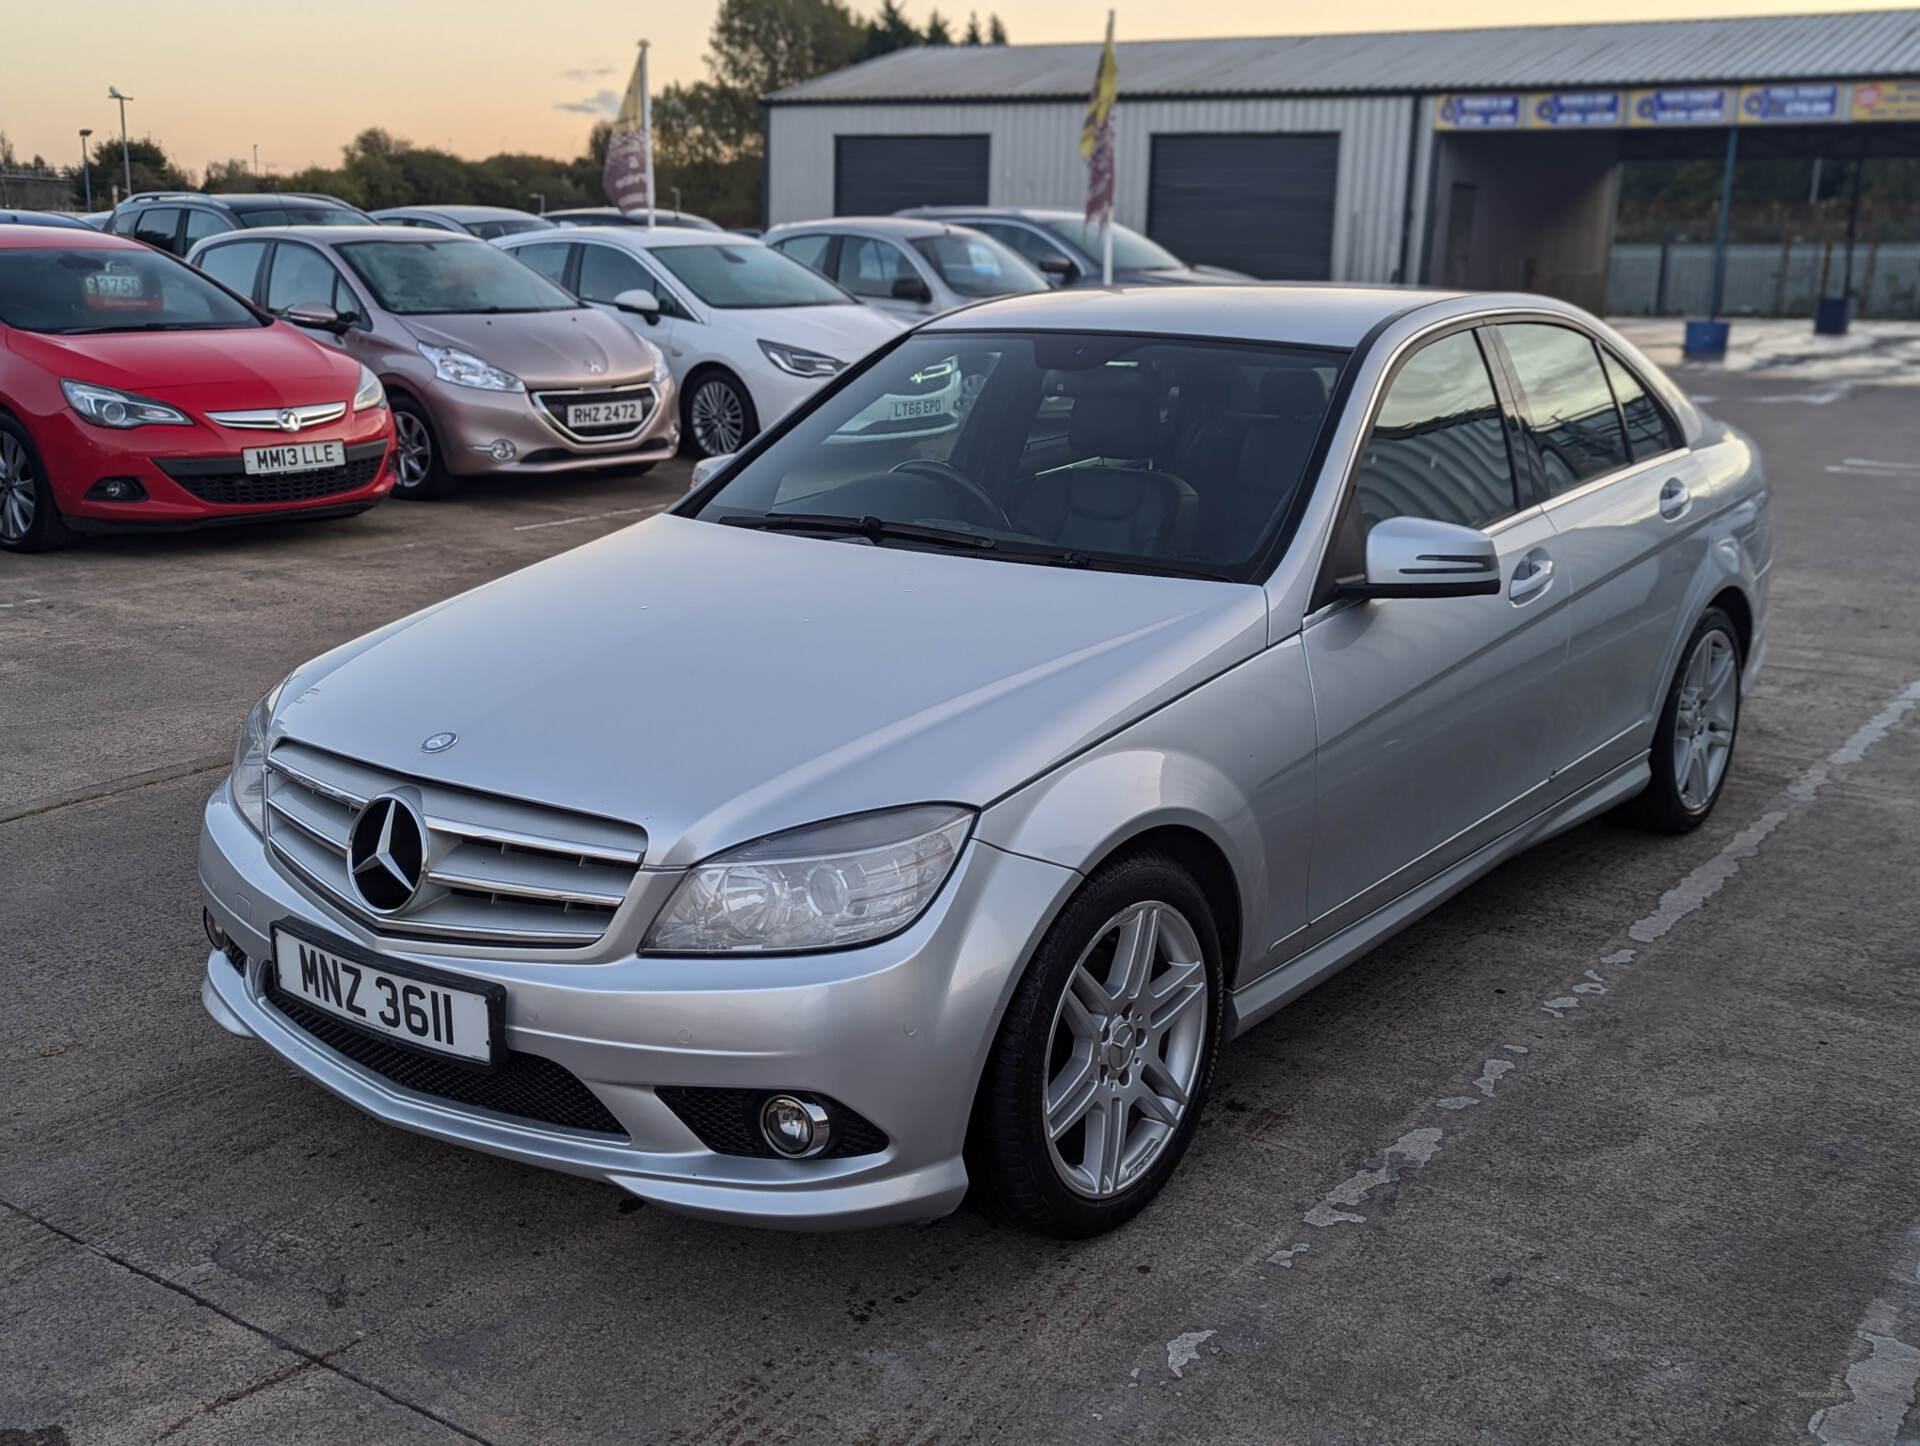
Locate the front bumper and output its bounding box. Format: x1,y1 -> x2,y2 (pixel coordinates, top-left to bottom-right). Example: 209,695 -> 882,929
429,374 -> 679,477
197,785 -> 1077,1230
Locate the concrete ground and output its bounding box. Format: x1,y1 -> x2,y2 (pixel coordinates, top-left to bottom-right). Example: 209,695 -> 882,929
5,328 -> 1920,1445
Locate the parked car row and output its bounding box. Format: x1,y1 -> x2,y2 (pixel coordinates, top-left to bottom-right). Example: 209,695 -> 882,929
0,190 -> 1258,551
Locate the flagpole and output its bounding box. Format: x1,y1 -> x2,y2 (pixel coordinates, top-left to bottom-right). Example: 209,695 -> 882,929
640,39 -> 656,227
1101,10 -> 1115,285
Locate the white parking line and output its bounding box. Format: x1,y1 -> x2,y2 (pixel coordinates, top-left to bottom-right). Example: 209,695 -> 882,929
1201,675 -> 1920,1359
1809,1227 -> 1920,1445
1826,465 -> 1919,477
1845,459 -> 1920,472
511,505 -> 661,533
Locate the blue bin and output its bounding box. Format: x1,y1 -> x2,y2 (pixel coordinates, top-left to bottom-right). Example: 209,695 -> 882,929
1814,297 -> 1853,335
1683,319 -> 1730,359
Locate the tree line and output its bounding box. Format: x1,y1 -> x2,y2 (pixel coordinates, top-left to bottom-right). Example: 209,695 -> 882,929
11,0 -> 1003,225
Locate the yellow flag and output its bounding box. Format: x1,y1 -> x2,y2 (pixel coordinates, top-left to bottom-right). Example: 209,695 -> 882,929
1078,13 -> 1117,161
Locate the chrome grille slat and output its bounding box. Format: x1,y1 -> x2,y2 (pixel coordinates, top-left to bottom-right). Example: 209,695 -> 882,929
264,739 -> 646,948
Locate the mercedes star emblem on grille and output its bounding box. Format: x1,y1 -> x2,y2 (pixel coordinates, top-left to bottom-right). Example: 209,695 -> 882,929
348,794 -> 428,912
421,731 -> 457,753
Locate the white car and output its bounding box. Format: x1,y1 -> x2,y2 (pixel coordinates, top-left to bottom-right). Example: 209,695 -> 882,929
495,225 -> 904,456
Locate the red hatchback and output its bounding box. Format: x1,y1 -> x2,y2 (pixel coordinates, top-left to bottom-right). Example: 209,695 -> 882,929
0,227 -> 395,551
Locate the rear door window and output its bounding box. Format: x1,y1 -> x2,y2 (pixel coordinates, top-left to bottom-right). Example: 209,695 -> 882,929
1601,349 -> 1679,461
514,241 -> 574,288
132,207 -> 182,253
197,240 -> 268,300
773,233 -> 833,274
265,243 -> 357,319
1498,323 -> 1631,494
1352,329 -> 1517,533
834,238 -> 919,299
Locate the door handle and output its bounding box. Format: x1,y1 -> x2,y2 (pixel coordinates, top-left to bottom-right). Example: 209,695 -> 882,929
1659,477 -> 1691,520
1509,552 -> 1554,604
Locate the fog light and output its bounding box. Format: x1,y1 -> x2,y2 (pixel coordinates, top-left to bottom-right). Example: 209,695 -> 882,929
476,439 -> 516,461
759,1094 -> 832,1158
202,908 -> 229,951
85,477 -> 147,502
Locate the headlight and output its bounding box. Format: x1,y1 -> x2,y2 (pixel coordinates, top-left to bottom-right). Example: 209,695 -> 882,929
415,342 -> 523,392
643,805 -> 974,954
61,378 -> 190,429
228,679 -> 287,834
758,340 -> 844,379
352,363 -> 386,411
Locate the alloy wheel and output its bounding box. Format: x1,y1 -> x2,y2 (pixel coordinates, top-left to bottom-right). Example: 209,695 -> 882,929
690,379 -> 746,455
1042,901 -> 1209,1199
394,410 -> 433,488
1673,627 -> 1738,812
0,432 -> 36,543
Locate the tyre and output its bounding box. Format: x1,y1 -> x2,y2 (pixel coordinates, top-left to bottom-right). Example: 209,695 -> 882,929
388,395 -> 456,501
968,851 -> 1226,1238
0,414 -> 74,553
1626,606 -> 1742,833
681,370 -> 757,458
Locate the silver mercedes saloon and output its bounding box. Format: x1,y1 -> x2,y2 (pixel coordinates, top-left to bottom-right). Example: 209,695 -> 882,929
198,284 -> 1770,1237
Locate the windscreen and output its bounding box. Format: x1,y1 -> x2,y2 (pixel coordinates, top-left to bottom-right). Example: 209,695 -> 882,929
691,329 -> 1346,580
337,239 -> 579,314
649,243 -> 852,308
1038,217 -> 1183,272
0,245 -> 264,334
910,233 -> 1048,299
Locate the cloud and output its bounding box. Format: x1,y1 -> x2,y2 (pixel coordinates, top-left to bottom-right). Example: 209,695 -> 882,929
558,66 -> 615,82
554,89 -> 621,116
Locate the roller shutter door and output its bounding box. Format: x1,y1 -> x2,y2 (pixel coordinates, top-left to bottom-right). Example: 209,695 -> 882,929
833,136 -> 990,216
1147,133 -> 1339,280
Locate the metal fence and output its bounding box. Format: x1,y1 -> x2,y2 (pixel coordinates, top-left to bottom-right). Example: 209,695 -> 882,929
1606,238 -> 1920,319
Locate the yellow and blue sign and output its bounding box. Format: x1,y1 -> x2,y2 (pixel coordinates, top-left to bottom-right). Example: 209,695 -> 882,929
1435,78 -> 1920,131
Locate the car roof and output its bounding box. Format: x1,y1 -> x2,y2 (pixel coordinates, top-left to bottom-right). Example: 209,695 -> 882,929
919,282 -> 1474,349
768,216 -> 973,242
120,192 -> 357,210
0,210 -> 95,230
374,204 -> 541,221
513,223 -> 745,250
198,224 -> 484,246
899,206 -> 1079,224
0,225 -> 136,251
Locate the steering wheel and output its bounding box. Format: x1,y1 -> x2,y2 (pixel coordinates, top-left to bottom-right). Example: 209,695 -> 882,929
889,459 -> 1013,532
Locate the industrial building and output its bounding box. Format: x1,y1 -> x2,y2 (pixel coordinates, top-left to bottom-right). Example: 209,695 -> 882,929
763,10 -> 1920,315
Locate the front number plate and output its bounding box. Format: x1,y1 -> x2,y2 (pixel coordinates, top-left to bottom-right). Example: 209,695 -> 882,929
272,926 -> 497,1066
243,440 -> 345,476
567,400 -> 643,428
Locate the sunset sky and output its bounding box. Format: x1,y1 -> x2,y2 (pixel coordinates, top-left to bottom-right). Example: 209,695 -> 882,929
7,0 -> 1911,179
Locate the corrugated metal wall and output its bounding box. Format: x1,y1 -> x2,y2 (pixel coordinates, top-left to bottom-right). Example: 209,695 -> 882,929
767,95 -> 1428,284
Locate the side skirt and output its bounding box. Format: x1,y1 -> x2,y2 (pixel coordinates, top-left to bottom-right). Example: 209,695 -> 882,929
1226,755 -> 1650,1040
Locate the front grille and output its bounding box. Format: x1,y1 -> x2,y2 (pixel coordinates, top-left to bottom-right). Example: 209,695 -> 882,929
158,441 -> 388,505
530,384 -> 657,443
269,988 -> 626,1137
264,739 -> 646,947
656,1085 -> 888,1159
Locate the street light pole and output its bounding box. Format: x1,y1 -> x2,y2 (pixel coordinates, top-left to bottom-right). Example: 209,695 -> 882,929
107,87 -> 134,197
79,129 -> 94,210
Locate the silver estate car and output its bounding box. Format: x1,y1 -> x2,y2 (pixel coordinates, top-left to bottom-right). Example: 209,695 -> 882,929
198,285 -> 1770,1237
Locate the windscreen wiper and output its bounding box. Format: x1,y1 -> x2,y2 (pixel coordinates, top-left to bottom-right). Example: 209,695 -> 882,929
720,512 -> 997,552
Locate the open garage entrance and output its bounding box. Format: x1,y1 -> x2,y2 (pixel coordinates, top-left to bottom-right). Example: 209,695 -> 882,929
1145,133 -> 1340,279
1425,131 -> 1622,312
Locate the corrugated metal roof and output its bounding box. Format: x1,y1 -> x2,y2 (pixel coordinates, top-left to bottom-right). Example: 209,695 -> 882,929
767,10 -> 1920,103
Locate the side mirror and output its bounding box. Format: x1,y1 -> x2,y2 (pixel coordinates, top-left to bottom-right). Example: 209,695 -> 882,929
1338,516 -> 1500,600
1038,255 -> 1077,284
283,302 -> 349,334
613,288 -> 661,321
890,275 -> 933,304
689,453 -> 734,492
